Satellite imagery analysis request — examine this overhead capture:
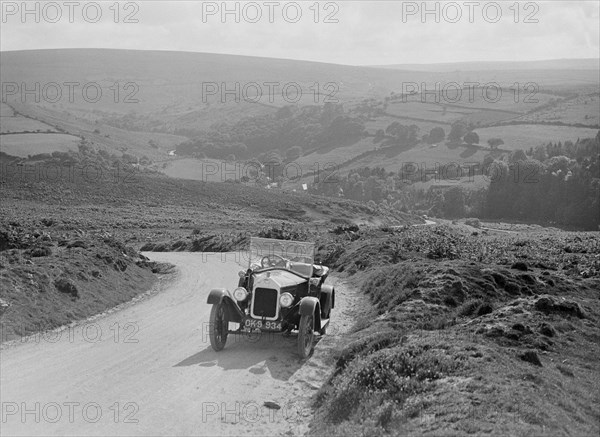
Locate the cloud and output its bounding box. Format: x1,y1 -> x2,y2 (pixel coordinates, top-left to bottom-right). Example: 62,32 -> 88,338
1,1 -> 598,65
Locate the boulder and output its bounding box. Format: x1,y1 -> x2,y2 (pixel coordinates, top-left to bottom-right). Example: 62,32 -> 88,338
520,350 -> 542,366
54,277 -> 79,298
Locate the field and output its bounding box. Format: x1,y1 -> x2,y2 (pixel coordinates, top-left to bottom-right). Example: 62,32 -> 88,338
517,93 -> 600,126
0,133 -> 81,157
162,158 -> 240,182
473,125 -> 600,151
344,143 -> 489,174
292,85 -> 598,187
0,103 -> 15,116
0,116 -> 58,134
295,138 -> 379,176
407,174 -> 490,192
5,102 -> 188,161
292,122 -> 599,186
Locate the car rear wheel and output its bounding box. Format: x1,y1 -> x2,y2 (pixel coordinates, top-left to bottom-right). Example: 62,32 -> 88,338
209,302 -> 228,351
297,314 -> 314,358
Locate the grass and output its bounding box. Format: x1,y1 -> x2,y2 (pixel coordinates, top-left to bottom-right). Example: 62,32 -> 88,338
0,116 -> 58,134
473,125 -> 600,151
0,229 -> 161,340
7,102 -> 189,161
308,222 -> 600,436
360,265 -> 420,313
0,102 -> 15,116
519,93 -> 599,126
0,133 -> 81,157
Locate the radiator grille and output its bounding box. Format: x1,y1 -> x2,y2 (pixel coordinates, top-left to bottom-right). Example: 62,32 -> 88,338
252,288 -> 278,318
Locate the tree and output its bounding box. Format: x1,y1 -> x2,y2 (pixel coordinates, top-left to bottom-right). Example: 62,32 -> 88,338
442,187 -> 466,217
487,138 -> 504,150
428,127 -> 445,144
509,149 -> 527,163
448,122 -> 468,143
464,131 -> 480,145
408,124 -> 420,145
385,122 -> 419,146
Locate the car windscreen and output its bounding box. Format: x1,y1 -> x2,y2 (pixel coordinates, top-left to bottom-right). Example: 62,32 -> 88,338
248,237 -> 315,272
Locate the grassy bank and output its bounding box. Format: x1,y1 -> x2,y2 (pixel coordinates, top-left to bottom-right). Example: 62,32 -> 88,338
308,224 -> 600,436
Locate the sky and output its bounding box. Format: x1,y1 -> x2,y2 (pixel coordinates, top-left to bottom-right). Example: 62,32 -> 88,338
1,1 -> 598,65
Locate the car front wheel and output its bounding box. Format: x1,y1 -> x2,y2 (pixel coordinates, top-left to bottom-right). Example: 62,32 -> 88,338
297,314 -> 314,358
209,302 -> 228,351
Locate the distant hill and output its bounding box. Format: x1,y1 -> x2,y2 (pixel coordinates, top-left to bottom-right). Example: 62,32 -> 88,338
2,50 -> 598,116
372,58 -> 600,72
0,49 -> 426,113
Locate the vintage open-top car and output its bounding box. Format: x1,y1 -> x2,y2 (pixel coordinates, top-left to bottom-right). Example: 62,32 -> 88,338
207,237 -> 335,358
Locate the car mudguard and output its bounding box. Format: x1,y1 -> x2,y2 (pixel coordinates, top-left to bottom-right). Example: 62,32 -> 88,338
299,296 -> 322,331
207,288 -> 244,323
320,284 -> 335,310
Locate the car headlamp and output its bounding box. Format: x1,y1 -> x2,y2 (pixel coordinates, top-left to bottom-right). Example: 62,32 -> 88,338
279,292 -> 294,308
233,287 -> 248,301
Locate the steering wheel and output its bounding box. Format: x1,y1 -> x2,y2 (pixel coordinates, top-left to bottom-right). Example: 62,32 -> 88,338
261,254 -> 287,268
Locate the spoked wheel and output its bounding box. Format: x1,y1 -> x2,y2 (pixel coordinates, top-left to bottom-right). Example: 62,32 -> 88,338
209,302 -> 229,351
297,314 -> 314,358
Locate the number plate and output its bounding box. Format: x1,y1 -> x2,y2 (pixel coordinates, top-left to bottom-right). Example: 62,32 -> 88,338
243,318 -> 282,331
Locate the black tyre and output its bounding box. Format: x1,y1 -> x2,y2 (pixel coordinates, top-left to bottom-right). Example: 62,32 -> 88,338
319,322 -> 327,335
297,314 -> 314,358
209,302 -> 228,351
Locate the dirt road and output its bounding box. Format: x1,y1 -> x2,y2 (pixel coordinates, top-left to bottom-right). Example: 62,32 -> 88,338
1,253 -> 361,436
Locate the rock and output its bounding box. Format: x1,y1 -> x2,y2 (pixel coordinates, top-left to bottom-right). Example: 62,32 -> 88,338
54,277 -> 79,298
96,252 -> 114,264
476,303 -> 493,317
114,259 -> 127,271
448,280 -> 466,301
491,272 -> 507,287
27,245 -> 52,257
485,326 -> 504,337
534,295 -> 585,319
520,274 -> 536,285
512,323 -> 527,332
41,218 -> 55,227
465,218 -> 481,228
534,296 -> 554,311
67,240 -> 87,249
533,337 -> 553,351
511,262 -> 528,271
543,277 -> 555,287
520,350 -> 542,366
505,330 -> 522,341
504,282 -> 521,295
538,323 -> 556,337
